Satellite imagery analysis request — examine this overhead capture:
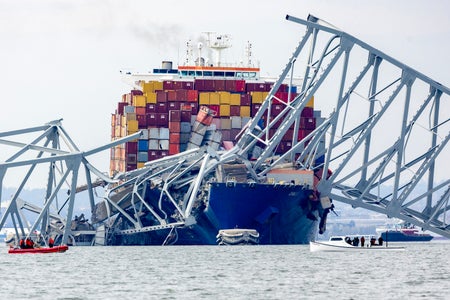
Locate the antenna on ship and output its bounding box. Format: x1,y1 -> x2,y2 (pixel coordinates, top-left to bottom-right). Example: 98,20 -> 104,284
245,41 -> 253,68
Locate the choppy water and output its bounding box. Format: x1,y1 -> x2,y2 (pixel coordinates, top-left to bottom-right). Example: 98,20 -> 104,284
0,241 -> 448,300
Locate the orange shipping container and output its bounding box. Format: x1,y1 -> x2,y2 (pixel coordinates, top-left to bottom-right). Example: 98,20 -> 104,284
306,96 -> 314,108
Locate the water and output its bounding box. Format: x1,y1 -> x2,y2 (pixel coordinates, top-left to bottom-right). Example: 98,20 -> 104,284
1,241 -> 448,300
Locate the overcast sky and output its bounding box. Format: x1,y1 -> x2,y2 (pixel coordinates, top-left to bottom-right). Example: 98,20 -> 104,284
1,0 -> 449,188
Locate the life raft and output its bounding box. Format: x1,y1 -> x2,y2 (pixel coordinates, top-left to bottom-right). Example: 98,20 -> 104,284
8,245 -> 69,254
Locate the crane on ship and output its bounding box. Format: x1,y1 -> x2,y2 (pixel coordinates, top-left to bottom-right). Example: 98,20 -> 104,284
0,15 -> 449,246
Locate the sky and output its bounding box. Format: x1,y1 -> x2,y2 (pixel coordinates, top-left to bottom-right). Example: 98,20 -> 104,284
0,0 -> 449,188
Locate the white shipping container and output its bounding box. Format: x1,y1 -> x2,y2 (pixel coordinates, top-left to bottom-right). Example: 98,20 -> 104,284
159,128 -> 170,140
159,139 -> 169,150
148,139 -> 159,150
149,127 -> 159,139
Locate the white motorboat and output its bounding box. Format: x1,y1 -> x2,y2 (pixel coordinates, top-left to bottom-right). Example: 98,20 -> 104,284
309,236 -> 405,252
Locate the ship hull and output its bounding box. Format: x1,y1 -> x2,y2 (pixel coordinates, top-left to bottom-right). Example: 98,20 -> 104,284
380,231 -> 433,242
108,182 -> 320,245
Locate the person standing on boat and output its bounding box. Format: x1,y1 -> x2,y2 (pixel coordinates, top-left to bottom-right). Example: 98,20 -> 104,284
19,238 -> 25,249
360,236 -> 365,247
378,236 -> 383,246
48,236 -> 54,248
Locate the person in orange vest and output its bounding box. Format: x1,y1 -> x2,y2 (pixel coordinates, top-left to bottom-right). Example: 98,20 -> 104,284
48,236 -> 55,248
25,238 -> 34,249
19,239 -> 25,249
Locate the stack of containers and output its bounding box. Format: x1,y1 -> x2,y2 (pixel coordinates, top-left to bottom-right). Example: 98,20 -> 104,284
110,77 -> 316,176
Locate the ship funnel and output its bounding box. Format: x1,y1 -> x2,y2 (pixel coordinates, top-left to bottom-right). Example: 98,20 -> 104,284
161,61 -> 173,70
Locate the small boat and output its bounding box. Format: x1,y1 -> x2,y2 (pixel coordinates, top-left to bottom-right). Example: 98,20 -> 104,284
376,222 -> 433,242
8,245 -> 69,254
216,229 -> 260,245
309,236 -> 405,252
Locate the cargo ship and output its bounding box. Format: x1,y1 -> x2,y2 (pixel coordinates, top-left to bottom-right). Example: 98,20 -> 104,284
93,33 -> 332,245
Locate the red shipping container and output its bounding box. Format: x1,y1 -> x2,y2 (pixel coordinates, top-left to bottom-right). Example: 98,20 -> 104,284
298,129 -> 313,140
157,113 -> 169,127
167,90 -> 177,101
187,90 -> 198,102
172,81 -> 183,90
230,105 -> 240,116
221,129 -> 231,141
117,102 -> 127,115
146,103 -> 157,113
163,80 -> 173,90
203,80 -> 215,91
181,110 -> 191,122
208,105 -> 220,117
135,106 -> 146,115
148,150 -> 159,161
130,90 -> 143,96
214,79 -> 225,91
126,163 -> 137,171
156,90 -> 167,102
169,143 -> 180,155
225,80 -> 236,92
176,89 -> 188,101
169,133 -> 180,144
194,79 -> 205,91
251,104 -> 262,117
301,107 -> 314,118
186,102 -> 198,114
156,102 -> 168,113
240,93 -> 251,106
235,80 -> 246,92
169,110 -> 181,122
168,102 -> 181,111
126,141 -> 137,154
271,104 -> 283,117
169,121 -> 181,133
230,129 -> 241,140
146,113 -> 157,126
182,81 -> 194,90
137,114 -> 147,128
300,117 -> 316,129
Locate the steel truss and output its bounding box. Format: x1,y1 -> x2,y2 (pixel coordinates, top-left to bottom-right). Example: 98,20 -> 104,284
0,120 -> 140,245
236,15 -> 449,238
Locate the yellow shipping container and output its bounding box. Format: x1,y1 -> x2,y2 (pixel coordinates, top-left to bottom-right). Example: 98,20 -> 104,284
199,92 -> 210,105
262,92 -> 269,101
209,92 -> 220,105
251,91 -> 264,104
220,105 -> 230,117
133,95 -> 146,107
240,106 -> 251,117
127,120 -> 139,132
219,92 -> 231,104
137,162 -> 146,169
142,82 -> 155,93
306,96 -> 314,108
153,81 -> 163,90
230,93 -> 241,105
146,92 -> 157,104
